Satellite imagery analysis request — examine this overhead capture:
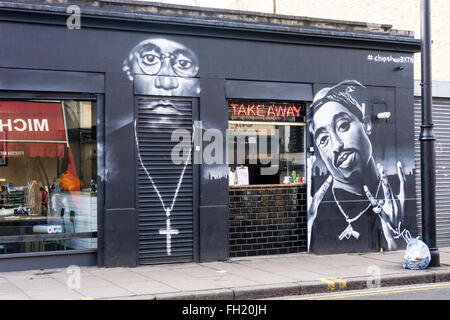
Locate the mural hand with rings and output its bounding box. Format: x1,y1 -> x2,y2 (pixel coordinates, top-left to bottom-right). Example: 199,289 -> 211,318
363,161 -> 407,251
307,173 -> 333,249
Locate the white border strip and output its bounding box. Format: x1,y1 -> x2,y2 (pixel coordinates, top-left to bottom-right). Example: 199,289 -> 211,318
61,101 -> 70,147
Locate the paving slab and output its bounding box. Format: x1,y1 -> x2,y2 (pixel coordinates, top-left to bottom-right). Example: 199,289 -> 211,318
1,271 -> 38,280
8,277 -> 67,291
97,271 -> 151,284
168,266 -> 231,279
136,270 -> 198,282
161,279 -> 225,291
53,275 -> 115,288
208,275 -> 260,288
33,269 -> 67,278
226,272 -> 295,285
361,254 -> 406,264
166,263 -> 204,270
439,253 -> 450,265
74,285 -> 134,299
271,270 -> 329,281
0,283 -> 24,295
116,280 -> 180,295
21,288 -> 86,300
202,263 -> 294,284
85,267 -> 131,276
0,293 -> 31,300
301,266 -> 375,279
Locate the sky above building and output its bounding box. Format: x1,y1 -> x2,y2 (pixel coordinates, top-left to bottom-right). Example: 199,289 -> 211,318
137,0 -> 449,80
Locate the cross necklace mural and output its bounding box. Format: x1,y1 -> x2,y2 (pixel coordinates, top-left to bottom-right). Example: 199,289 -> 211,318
333,178 -> 382,241
134,120 -> 194,256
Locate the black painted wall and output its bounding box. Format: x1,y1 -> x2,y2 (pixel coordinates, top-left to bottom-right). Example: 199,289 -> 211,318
0,8 -> 419,267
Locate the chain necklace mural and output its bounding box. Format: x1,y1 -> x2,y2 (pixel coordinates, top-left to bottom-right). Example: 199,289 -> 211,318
333,178 -> 382,241
124,37 -> 201,257
134,121 -> 194,256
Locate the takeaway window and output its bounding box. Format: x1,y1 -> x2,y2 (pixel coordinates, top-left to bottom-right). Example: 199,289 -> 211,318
0,100 -> 97,255
228,100 -> 306,186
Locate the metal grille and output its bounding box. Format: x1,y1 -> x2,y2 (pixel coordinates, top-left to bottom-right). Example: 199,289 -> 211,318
414,97 -> 450,247
136,97 -> 194,264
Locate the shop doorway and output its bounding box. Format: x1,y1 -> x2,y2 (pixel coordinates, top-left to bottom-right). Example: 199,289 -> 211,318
135,96 -> 197,264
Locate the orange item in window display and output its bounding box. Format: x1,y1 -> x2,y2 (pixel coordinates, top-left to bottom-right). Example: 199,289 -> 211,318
59,171 -> 81,191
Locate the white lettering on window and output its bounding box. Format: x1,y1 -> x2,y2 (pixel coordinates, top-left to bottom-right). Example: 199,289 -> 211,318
27,119 -> 33,132
13,119 -> 27,131
34,119 -> 49,132
0,119 -> 12,132
0,119 -> 49,131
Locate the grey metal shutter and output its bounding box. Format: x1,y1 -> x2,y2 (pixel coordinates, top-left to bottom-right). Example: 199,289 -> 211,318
136,97 -> 194,264
414,97 -> 450,247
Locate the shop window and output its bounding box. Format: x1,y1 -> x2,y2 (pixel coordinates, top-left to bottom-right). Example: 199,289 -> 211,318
0,100 -> 97,255
228,100 -> 306,186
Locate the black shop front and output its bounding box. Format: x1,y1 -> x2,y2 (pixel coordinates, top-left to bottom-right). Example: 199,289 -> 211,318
0,0 -> 420,271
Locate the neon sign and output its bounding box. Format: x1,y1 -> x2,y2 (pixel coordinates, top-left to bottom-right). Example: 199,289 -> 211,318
229,103 -> 304,119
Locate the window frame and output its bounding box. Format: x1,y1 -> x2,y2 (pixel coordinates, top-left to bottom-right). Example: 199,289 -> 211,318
0,91 -> 103,262
228,117 -> 307,187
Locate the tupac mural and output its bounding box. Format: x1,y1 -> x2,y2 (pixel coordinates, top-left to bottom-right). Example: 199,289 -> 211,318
123,38 -> 200,256
307,80 -> 416,254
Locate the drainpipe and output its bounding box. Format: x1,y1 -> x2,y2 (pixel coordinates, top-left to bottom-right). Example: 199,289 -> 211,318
420,0 -> 440,267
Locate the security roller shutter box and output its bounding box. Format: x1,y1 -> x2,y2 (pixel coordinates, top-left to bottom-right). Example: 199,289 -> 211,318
136,97 -> 194,264
414,97 -> 450,247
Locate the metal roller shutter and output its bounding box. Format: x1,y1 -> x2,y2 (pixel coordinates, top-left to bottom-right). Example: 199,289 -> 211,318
414,97 -> 450,247
136,97 -> 194,264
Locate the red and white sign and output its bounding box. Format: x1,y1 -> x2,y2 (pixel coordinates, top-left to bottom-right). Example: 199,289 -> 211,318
0,101 -> 68,158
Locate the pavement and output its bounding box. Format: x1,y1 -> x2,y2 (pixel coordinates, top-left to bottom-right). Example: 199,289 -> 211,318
1,247 -> 450,300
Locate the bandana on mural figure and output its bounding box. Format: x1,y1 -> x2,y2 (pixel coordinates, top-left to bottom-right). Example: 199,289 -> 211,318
123,38 -> 200,256
307,80 -> 415,254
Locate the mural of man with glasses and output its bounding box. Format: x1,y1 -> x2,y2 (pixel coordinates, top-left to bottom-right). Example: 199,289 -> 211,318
123,38 -> 200,96
123,38 -> 200,127
122,38 -> 200,257
307,80 -> 416,254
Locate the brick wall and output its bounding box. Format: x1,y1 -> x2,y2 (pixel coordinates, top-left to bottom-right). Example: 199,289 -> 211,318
229,185 -> 307,257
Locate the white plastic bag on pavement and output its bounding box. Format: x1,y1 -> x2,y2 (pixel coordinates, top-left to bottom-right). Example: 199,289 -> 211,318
402,237 -> 431,270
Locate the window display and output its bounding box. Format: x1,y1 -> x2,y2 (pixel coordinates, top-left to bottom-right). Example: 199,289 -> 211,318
228,100 -> 306,186
0,100 -> 97,254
